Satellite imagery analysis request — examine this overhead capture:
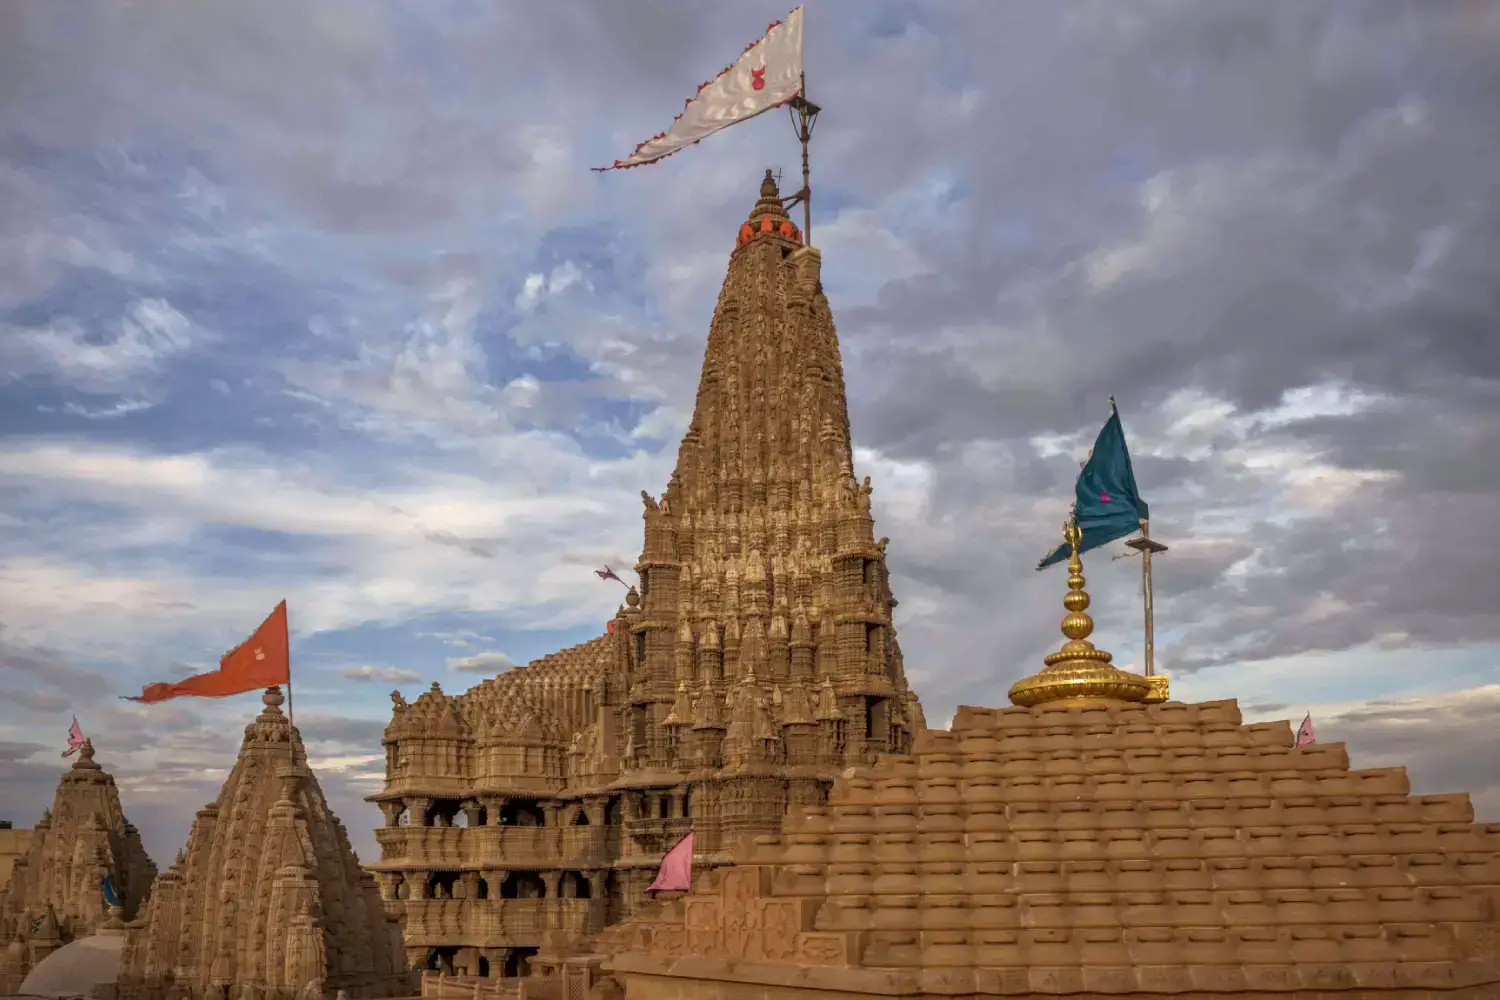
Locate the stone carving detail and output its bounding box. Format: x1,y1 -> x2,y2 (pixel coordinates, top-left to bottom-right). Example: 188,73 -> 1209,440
0,739 -> 156,992
115,687 -> 408,999
368,171 -> 924,971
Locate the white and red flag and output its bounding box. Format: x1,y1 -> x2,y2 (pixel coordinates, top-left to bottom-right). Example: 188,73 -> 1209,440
1294,712 -> 1316,748
645,831 -> 694,895
594,7 -> 805,171
62,716 -> 85,758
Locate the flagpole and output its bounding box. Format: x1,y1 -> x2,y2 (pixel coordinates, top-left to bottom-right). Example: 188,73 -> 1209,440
1125,522 -> 1168,675
284,603 -> 295,730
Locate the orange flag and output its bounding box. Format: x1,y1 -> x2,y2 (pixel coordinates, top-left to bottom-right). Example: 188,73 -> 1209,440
127,601 -> 290,703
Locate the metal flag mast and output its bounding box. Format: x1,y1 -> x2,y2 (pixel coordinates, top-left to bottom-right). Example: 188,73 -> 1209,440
785,67 -> 820,245
1125,523 -> 1168,676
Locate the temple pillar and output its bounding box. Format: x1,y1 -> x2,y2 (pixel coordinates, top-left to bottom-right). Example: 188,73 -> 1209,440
405,797 -> 432,827
480,795 -> 505,825
584,797 -> 606,825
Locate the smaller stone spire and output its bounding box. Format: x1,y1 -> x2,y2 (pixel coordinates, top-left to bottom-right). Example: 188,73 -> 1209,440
750,168 -> 789,221
69,740 -> 102,772
1008,521 -> 1151,708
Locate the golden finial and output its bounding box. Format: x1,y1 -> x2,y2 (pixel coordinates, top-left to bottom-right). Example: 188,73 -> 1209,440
1008,521 -> 1151,708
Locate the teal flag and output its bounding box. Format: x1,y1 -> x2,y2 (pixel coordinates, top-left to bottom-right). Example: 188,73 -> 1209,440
1037,403 -> 1149,569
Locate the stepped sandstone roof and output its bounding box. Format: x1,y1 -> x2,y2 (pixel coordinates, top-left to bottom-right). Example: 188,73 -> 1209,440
594,537 -> 1500,998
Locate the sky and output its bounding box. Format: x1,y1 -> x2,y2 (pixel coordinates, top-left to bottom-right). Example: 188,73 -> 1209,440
1,0 -> 1497,868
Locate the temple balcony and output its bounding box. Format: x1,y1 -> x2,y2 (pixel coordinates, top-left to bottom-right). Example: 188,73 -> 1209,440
396,898 -> 602,948
371,825 -> 614,869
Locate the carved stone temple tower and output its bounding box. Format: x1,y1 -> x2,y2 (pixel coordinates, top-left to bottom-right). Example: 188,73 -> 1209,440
0,739 -> 156,993
117,687 -> 409,1000
367,170 -> 926,981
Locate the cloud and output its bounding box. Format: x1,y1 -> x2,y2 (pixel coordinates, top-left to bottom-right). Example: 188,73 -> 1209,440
1,0 -> 1497,865
0,298 -> 204,393
337,664 -> 423,684
447,652 -> 516,674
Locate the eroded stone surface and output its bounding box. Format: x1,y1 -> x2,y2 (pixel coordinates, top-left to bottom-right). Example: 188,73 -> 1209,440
116,687 -> 409,999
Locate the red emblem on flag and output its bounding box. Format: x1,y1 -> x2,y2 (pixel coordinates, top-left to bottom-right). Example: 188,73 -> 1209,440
751,66 -> 766,91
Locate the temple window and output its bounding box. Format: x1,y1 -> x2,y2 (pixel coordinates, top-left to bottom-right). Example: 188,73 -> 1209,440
428,799 -> 462,827
499,871 -> 546,899
503,948 -> 538,978
426,871 -> 460,899
604,797 -> 622,826
500,800 -> 544,827
570,808 -> 590,827
560,871 -> 592,899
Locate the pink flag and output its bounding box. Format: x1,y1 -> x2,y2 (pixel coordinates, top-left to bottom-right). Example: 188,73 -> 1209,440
1294,713 -> 1315,748
62,717 -> 85,758
595,565 -> 625,585
645,832 -> 694,894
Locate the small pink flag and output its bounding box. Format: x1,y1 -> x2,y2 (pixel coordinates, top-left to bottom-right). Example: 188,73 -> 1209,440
595,565 -> 626,586
1294,712 -> 1315,748
645,831 -> 694,895
62,717 -> 85,758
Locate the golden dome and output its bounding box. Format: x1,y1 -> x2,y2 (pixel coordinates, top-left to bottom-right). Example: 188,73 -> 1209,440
1008,521 -> 1152,708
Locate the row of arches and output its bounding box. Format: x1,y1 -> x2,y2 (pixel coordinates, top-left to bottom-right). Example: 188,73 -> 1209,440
393,797 -> 628,828
417,869 -> 598,900
424,946 -> 538,978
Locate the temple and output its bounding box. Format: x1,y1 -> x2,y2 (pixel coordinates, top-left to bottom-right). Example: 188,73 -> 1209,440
115,687 -> 409,1000
0,739 -> 156,994
591,530 -> 1500,998
365,169 -> 926,979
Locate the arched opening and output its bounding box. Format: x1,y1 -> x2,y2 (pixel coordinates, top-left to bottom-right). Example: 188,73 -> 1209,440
475,875 -> 489,900
476,956 -> 490,978
683,787 -> 694,820
392,805 -> 410,828
498,871 -> 546,899
428,798 -> 463,828
427,871 -> 460,899
656,796 -> 669,820
502,948 -> 538,978
603,870 -> 625,926
570,808 -> 590,826
560,871 -> 591,899
604,797 -> 621,825
427,946 -> 459,974
500,800 -> 545,827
